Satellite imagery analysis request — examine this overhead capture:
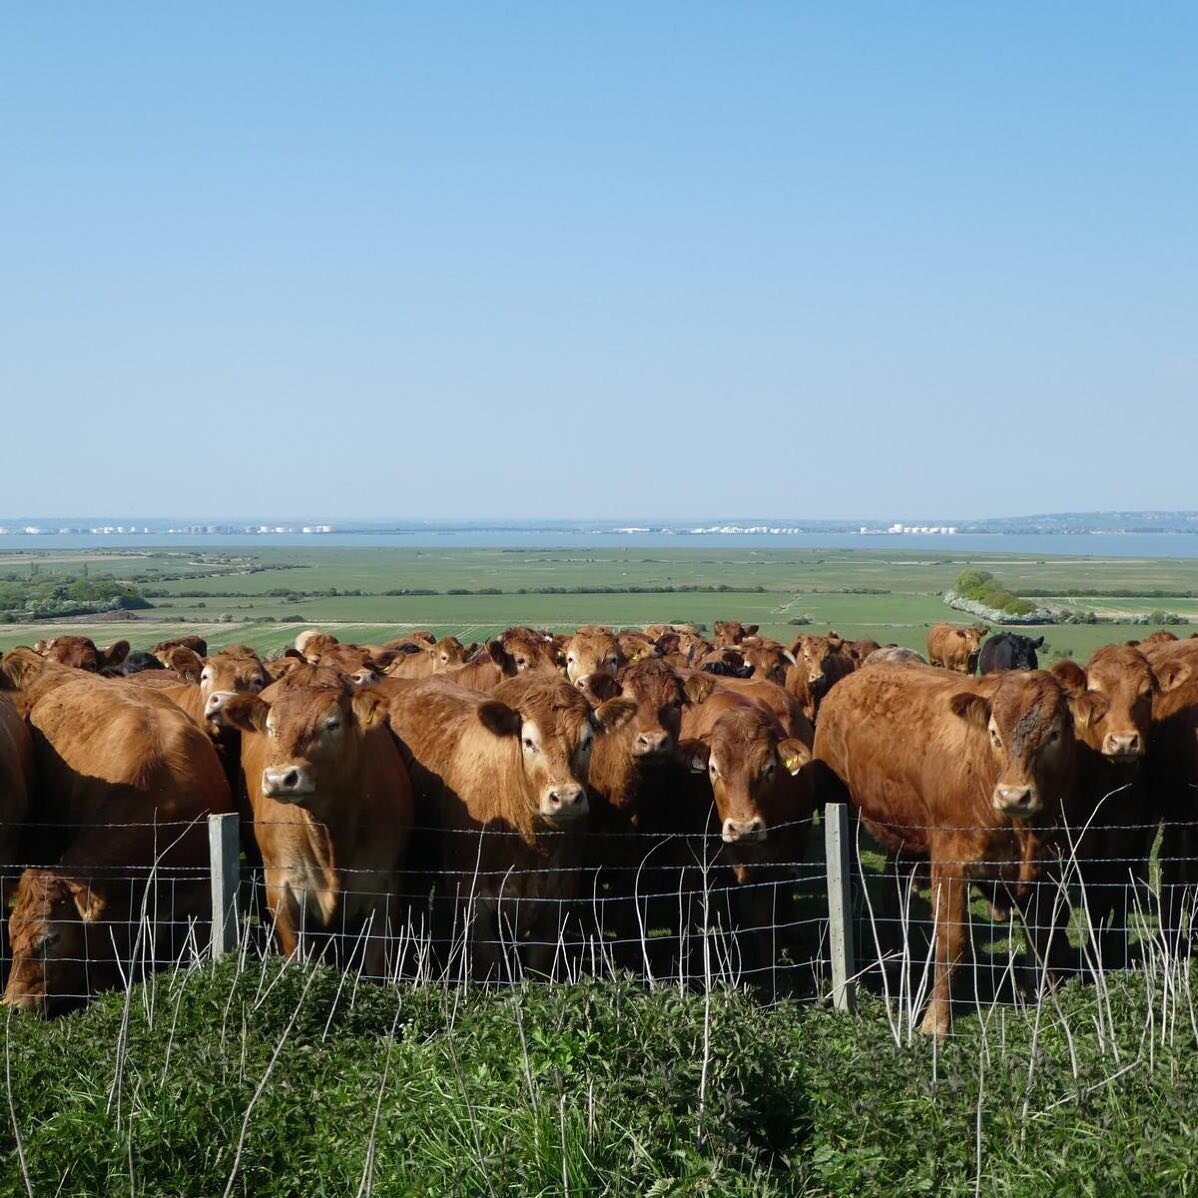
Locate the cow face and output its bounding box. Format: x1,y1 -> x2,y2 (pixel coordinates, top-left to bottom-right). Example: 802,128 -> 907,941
739,642 -> 794,687
493,628 -> 560,676
429,636 -> 468,672
713,621 -> 758,647
615,659 -> 688,759
4,869 -> 108,1014
1054,647 -> 1155,763
791,635 -> 845,691
687,705 -> 810,845
950,672 -> 1071,816
199,649 -> 269,702
488,676 -> 634,824
212,681 -> 385,806
961,627 -> 989,673
563,630 -> 622,688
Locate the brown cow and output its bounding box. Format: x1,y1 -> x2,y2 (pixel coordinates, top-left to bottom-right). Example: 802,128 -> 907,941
1042,647 -> 1158,970
0,648 -> 233,1012
863,645 -> 928,667
0,693 -> 33,910
34,636 -> 130,673
562,628 -> 623,688
152,635 -> 209,659
580,661 -> 695,962
210,665 -> 413,975
926,623 -> 989,674
713,620 -> 759,647
812,663 -> 1075,1035
386,673 -> 634,979
671,687 -> 813,987
384,636 -> 469,679
616,630 -> 659,663
787,633 -> 857,720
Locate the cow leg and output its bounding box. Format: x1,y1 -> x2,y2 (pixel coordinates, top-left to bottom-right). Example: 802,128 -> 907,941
921,859 -> 965,1037
263,873 -> 302,959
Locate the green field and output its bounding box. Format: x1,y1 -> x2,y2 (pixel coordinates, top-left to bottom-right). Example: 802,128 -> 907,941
1,545 -> 1194,659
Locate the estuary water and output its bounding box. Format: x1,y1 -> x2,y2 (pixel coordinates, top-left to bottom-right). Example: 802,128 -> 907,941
0,530 -> 1197,559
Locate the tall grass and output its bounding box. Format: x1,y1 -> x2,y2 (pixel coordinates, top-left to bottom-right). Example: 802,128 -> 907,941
4,945 -> 1198,1196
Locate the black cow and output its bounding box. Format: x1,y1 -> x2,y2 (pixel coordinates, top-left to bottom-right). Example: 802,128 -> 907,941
978,632 -> 1044,675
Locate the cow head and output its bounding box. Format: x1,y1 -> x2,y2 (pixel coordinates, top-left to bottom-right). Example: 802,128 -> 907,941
428,636 -> 468,672
488,675 -> 634,824
210,675 -> 386,808
562,628 -> 623,688
949,671 -> 1071,817
199,647 -> 269,702
684,703 -> 810,845
1052,646 -> 1155,763
790,634 -> 846,692
608,658 -> 691,759
488,627 -> 560,676
36,636 -> 129,673
4,869 -> 110,1014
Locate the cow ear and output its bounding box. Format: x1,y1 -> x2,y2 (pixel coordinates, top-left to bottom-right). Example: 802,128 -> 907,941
65,879 -> 106,922
101,640 -> 130,670
1155,661 -> 1192,693
168,647 -> 204,683
949,692 -> 991,728
477,700 -> 521,737
0,648 -> 46,691
777,738 -> 811,775
678,738 -> 710,773
683,673 -> 716,705
745,625 -> 759,638
283,647 -> 304,661
352,689 -> 388,732
1070,690 -> 1109,730
487,640 -> 517,675
1050,660 -> 1088,697
1033,637 -> 1045,649
212,694 -> 270,734
592,697 -> 636,732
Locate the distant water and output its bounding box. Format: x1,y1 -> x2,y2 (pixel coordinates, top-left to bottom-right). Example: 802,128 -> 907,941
1,530 -> 1197,558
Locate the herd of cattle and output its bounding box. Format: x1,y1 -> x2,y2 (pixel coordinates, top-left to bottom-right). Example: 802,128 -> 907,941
0,617 -> 1196,1034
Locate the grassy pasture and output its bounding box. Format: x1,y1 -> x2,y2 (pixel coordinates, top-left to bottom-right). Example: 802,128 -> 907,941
0,545 -> 1193,659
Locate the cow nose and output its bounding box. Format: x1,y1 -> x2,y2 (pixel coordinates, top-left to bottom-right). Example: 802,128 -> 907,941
204,690 -> 237,720
575,673 -> 591,691
722,817 -> 767,844
542,784 -> 588,821
993,785 -> 1039,816
262,766 -> 311,798
1103,732 -> 1143,759
808,672 -> 825,686
633,730 -> 671,757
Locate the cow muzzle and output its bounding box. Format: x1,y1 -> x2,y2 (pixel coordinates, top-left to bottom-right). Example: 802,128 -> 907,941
540,783 -> 588,823
204,690 -> 237,721
262,766 -> 316,800
1102,732 -> 1144,762
992,785 -> 1042,817
632,730 -> 672,758
722,816 -> 767,845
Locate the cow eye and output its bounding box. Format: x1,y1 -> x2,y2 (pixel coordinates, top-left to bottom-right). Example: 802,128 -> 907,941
990,730 -> 1002,748
325,717 -> 341,731
37,932 -> 60,953
200,669 -> 212,684
523,737 -> 538,753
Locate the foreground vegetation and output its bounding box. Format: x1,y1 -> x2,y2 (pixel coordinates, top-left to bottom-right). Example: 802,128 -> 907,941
5,956 -> 1198,1195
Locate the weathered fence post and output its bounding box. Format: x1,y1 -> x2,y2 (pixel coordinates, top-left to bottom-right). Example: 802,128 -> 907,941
824,802 -> 857,1012
208,812 -> 240,960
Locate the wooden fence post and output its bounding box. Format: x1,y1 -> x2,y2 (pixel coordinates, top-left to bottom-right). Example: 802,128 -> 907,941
824,802 -> 857,1012
209,812 -> 240,960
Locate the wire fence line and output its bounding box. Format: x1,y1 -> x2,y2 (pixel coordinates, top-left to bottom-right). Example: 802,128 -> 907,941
5,803 -> 1198,1028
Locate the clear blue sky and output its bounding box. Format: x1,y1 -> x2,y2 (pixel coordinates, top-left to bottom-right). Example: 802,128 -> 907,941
2,4 -> 1194,520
